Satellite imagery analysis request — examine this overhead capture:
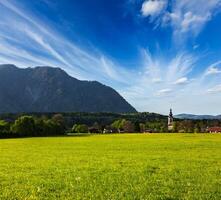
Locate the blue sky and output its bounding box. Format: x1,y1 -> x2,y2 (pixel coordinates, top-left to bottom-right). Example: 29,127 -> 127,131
0,0 -> 221,114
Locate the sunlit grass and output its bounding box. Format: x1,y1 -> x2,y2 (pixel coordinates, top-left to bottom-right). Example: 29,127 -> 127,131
0,134 -> 221,199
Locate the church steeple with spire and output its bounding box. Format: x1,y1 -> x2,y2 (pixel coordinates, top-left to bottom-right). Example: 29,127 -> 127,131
168,108 -> 174,131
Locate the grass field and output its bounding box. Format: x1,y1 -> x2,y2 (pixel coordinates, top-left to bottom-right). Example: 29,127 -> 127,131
1,134 -> 221,200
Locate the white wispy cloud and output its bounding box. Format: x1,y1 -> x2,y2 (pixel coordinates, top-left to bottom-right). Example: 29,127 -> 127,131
120,50 -> 201,113
118,48 -> 221,114
166,53 -> 195,83
155,88 -> 172,97
141,0 -> 221,42
174,77 -> 189,85
152,78 -> 162,83
141,0 -> 167,18
169,0 -> 221,43
206,67 -> 221,75
205,61 -> 221,75
207,84 -> 221,94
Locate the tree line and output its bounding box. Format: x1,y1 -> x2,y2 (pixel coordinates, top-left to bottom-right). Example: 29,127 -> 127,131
1,113 -> 221,138
0,114 -> 65,138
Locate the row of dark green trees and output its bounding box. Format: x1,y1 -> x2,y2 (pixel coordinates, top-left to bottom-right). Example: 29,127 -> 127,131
1,113 -> 221,138
0,114 -> 66,138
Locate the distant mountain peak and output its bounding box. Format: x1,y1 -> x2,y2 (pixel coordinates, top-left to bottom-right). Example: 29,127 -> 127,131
0,64 -> 17,70
0,64 -> 137,113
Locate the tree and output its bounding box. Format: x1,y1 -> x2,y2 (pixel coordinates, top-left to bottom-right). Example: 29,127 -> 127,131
11,116 -> 36,137
0,120 -> 11,138
35,118 -> 46,136
44,119 -> 66,136
111,119 -> 126,132
72,124 -> 78,133
160,125 -> 167,133
52,114 -> 65,126
93,122 -> 101,131
51,114 -> 66,135
111,119 -> 121,130
134,121 -> 141,133
194,123 -> 201,133
139,123 -> 145,133
0,120 -> 10,132
172,121 -> 178,133
72,124 -> 88,133
123,120 -> 134,133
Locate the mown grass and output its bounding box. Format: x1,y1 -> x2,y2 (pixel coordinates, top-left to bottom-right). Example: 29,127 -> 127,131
0,134 -> 221,200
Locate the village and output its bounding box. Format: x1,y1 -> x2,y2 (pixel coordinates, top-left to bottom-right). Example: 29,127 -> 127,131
74,109 -> 221,134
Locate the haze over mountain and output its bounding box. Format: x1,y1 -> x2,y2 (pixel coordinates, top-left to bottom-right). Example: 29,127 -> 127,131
175,114 -> 221,120
0,64 -> 136,113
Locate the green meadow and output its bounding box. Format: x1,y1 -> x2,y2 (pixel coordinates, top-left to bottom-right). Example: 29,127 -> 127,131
0,134 -> 221,200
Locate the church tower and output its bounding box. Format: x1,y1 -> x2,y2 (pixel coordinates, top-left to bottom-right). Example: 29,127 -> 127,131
168,109 -> 174,131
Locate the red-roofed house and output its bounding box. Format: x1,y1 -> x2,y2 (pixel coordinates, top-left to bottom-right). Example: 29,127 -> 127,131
207,127 -> 221,133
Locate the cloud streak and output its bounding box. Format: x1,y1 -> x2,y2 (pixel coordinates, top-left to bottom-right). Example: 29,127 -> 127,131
174,77 -> 189,85
207,84 -> 221,94
205,61 -> 221,76
155,89 -> 172,97
0,0 -> 132,87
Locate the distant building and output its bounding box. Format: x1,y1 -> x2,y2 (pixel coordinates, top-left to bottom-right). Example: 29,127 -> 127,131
143,129 -> 153,133
168,109 -> 174,131
207,127 -> 221,133
89,127 -> 101,133
103,127 -> 118,134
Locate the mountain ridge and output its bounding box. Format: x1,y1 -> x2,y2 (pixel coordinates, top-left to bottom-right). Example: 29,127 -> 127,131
175,114 -> 221,120
0,64 -> 136,113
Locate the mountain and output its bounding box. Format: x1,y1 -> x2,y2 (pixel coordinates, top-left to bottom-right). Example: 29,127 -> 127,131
0,64 -> 136,113
175,114 -> 221,120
